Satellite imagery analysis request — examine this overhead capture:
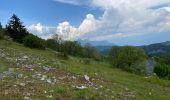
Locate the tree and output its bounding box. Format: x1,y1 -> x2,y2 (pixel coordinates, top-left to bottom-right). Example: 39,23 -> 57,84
6,14 -> 28,43
154,63 -> 169,79
61,41 -> 83,56
23,34 -> 45,49
46,39 -> 59,51
52,34 -> 63,44
83,44 -> 102,61
0,22 -> 2,29
109,46 -> 147,74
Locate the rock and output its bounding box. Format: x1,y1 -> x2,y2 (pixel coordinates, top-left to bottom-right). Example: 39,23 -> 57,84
18,74 -> 23,78
43,67 -> 50,71
84,75 -> 90,81
76,86 -> 87,89
41,75 -> 47,81
4,90 -> 8,95
0,73 -> 3,80
72,76 -> 76,79
44,90 -> 47,93
19,83 -> 26,86
46,79 -> 52,84
46,95 -> 53,98
23,56 -> 29,59
8,68 -> 14,72
53,79 -> 57,83
24,96 -> 32,100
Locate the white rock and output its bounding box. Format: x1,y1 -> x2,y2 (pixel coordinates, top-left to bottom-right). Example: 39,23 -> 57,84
46,95 -> 53,98
41,75 -> 47,81
46,79 -> 52,84
18,74 -> 23,78
76,86 -> 87,89
19,83 -> 26,86
23,56 -> 29,59
84,75 -> 90,81
24,96 -> 32,100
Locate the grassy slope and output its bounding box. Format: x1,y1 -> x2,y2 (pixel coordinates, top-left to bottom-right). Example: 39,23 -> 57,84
0,40 -> 170,100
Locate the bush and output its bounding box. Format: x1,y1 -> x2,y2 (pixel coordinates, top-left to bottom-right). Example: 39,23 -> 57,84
0,29 -> 4,40
83,58 -> 91,64
46,39 -> 59,51
56,52 -> 69,60
109,46 -> 147,75
154,63 -> 169,79
23,34 -> 45,49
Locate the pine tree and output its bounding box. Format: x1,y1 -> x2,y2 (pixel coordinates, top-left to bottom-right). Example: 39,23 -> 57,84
0,22 -> 2,29
6,14 -> 28,43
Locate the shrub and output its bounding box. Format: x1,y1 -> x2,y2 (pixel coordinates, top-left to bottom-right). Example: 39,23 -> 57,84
109,46 -> 147,75
83,58 -> 91,64
0,31 -> 3,40
0,29 -> 5,40
23,34 -> 45,49
46,39 -> 59,51
154,63 -> 169,79
56,52 -> 69,60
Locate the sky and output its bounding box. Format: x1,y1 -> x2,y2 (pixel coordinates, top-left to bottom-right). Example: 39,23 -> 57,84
0,0 -> 170,46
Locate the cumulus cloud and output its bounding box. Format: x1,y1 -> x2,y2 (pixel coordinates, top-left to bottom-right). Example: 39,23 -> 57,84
29,0 -> 170,41
55,0 -> 170,41
28,23 -> 56,39
56,14 -> 99,40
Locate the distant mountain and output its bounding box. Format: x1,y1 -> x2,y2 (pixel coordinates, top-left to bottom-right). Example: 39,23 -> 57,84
139,41 -> 170,56
95,46 -> 112,55
96,41 -> 170,56
78,40 -> 170,56
78,39 -> 114,46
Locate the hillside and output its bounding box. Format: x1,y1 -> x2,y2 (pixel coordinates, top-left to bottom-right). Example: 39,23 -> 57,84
140,41 -> 170,56
95,41 -> 170,56
0,40 -> 170,100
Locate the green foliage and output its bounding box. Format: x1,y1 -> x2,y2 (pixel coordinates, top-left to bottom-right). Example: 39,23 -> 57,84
23,34 -> 45,49
154,53 -> 170,80
46,39 -> 59,51
109,46 -> 147,74
154,63 -> 169,79
83,58 -> 91,64
6,14 -> 28,43
0,22 -> 2,29
0,28 -> 6,40
83,44 -> 102,61
56,52 -> 69,60
61,41 -> 83,56
0,29 -> 4,40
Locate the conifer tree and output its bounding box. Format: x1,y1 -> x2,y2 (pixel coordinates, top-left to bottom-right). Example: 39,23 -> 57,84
6,14 -> 28,43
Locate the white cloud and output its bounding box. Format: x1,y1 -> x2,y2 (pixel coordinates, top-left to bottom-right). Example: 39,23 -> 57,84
28,23 -> 56,39
29,0 -> 170,41
56,14 -> 99,40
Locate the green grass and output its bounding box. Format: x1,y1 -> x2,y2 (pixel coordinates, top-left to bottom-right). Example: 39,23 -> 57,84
0,40 -> 170,100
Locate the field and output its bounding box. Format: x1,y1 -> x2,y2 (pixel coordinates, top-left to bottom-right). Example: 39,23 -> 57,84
0,40 -> 170,100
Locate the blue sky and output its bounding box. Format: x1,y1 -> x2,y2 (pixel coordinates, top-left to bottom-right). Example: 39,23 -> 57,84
0,0 -> 170,46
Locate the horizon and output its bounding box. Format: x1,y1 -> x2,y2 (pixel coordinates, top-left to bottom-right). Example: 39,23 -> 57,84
0,0 -> 170,46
